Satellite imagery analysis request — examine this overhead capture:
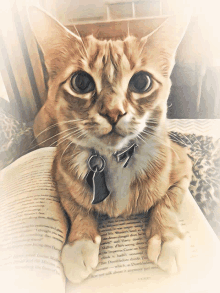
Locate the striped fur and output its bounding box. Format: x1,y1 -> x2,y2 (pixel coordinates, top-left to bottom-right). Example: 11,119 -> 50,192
30,7 -> 192,279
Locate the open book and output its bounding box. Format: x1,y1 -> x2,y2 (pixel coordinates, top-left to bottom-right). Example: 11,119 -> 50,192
0,147 -> 220,293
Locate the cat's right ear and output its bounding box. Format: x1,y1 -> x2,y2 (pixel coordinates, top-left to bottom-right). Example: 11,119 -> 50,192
28,6 -> 81,71
140,12 -> 191,77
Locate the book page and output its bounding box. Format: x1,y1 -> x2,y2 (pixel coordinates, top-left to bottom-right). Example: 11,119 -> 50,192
0,147 -> 67,293
1,147 -> 220,293
67,190 -> 220,293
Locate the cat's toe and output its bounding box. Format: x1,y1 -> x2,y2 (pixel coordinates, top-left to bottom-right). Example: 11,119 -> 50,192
147,235 -> 190,274
61,237 -> 101,283
147,234 -> 162,263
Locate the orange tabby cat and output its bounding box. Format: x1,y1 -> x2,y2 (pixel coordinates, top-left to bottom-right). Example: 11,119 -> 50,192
29,7 -> 192,283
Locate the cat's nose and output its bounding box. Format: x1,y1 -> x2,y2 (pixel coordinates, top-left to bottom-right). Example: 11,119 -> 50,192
99,108 -> 127,125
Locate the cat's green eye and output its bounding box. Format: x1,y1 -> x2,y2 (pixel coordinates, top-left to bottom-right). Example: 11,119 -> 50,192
129,71 -> 152,93
71,71 -> 95,94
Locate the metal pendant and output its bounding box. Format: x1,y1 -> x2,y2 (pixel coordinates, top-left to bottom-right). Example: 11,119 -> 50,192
114,143 -> 137,168
86,154 -> 110,205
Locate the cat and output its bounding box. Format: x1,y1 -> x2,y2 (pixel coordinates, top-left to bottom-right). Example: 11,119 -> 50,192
29,7 -> 192,283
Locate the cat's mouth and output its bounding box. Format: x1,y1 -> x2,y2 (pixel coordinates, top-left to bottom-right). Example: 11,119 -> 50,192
98,126 -> 126,146
100,126 -> 125,139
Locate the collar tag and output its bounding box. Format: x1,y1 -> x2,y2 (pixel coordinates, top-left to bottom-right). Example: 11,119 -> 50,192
86,154 -> 110,205
114,143 -> 138,168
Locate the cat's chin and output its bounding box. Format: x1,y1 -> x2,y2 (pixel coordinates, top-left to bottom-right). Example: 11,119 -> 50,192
98,132 -> 138,152
72,131 -> 136,153
99,132 -> 125,147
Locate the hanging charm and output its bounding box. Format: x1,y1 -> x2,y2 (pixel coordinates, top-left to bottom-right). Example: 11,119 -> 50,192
86,154 -> 110,205
114,143 -> 138,168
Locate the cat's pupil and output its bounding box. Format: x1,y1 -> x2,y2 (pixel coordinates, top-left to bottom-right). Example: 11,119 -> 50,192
134,75 -> 147,90
71,71 -> 95,94
75,74 -> 89,90
129,72 -> 152,93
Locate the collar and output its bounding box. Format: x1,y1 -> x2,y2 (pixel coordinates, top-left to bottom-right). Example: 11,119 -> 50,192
113,143 -> 138,168
86,143 -> 138,205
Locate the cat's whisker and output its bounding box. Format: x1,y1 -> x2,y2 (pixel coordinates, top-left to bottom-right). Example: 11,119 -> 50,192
73,25 -> 88,58
203,174 -> 219,184
169,132 -> 189,144
169,132 -> 190,147
29,118 -> 83,147
141,130 -> 180,160
168,135 -> 188,147
57,129 -> 83,146
146,118 -> 159,123
57,126 -> 79,137
138,133 -> 147,143
138,38 -> 148,60
60,141 -> 74,163
34,126 -> 80,148
137,134 -> 145,144
127,21 -> 130,37
147,117 -> 159,120
169,132 -> 202,152
144,125 -> 158,132
192,134 -> 202,149
145,123 -> 158,128
26,133 -> 62,153
49,128 -> 82,148
49,140 -> 59,147
142,130 -> 169,147
76,131 -> 87,140
182,134 -> 196,147
55,136 -> 72,148
145,123 -> 159,128
34,118 -> 83,140
73,132 -> 88,149
146,122 -> 158,125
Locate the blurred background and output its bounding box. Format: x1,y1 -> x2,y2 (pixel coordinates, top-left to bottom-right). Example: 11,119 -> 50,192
0,0 -> 220,122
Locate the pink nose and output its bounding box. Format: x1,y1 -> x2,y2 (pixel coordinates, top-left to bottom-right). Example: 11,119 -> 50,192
99,107 -> 127,125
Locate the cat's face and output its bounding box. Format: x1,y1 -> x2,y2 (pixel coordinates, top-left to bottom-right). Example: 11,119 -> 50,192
30,7 -> 189,151
53,35 -> 171,150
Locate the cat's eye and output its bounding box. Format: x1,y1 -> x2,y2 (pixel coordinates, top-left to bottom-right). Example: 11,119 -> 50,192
129,71 -> 152,93
71,71 -> 95,94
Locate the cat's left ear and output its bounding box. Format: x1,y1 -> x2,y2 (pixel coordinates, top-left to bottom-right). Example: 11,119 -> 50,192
141,13 -> 191,76
28,6 -> 82,72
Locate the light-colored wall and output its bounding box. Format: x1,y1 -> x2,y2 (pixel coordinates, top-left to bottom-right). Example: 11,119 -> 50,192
55,0 -> 106,23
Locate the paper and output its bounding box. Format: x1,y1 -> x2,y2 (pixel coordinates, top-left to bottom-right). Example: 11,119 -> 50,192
0,148 -> 67,293
1,147 -> 220,293
67,190 -> 220,293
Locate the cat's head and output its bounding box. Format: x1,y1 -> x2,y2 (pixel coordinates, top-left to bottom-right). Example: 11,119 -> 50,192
30,7 -> 190,151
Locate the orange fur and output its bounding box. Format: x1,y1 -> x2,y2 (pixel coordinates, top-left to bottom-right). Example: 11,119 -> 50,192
29,6 -> 192,268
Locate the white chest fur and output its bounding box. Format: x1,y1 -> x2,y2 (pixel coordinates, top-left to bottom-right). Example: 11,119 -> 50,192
66,136 -> 160,215
102,138 -> 159,214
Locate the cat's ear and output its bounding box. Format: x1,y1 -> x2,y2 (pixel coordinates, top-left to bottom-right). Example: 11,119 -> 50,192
28,7 -> 81,146
141,13 -> 191,76
28,6 -> 82,71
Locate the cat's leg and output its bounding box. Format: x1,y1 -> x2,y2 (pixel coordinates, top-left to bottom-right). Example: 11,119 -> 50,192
146,177 -> 190,274
60,193 -> 101,283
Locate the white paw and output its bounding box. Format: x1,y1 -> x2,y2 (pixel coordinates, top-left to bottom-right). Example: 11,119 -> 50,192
147,234 -> 190,274
61,236 -> 101,283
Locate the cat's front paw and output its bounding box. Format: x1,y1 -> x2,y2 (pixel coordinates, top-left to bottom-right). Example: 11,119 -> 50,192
61,236 -> 101,283
147,234 -> 190,274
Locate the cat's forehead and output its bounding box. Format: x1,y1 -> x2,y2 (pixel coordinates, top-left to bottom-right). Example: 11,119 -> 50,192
85,36 -> 124,55
80,36 -> 137,87
82,36 -> 141,77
